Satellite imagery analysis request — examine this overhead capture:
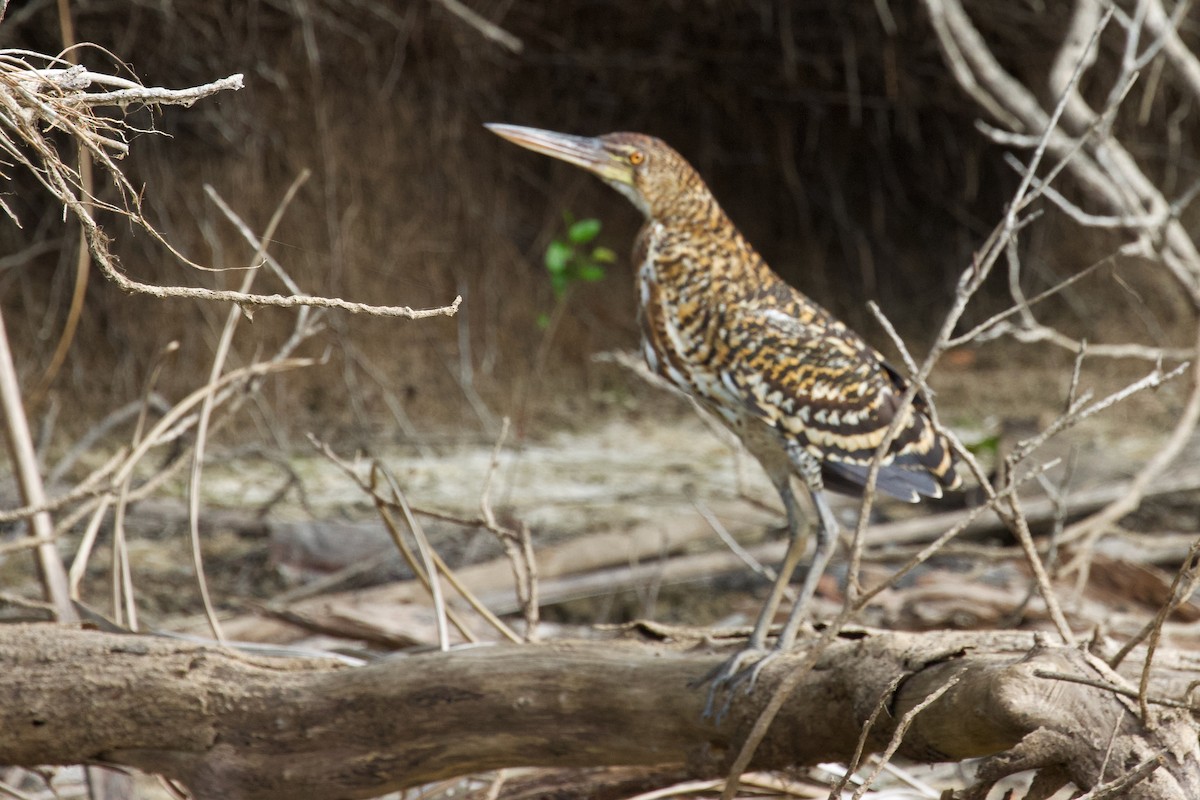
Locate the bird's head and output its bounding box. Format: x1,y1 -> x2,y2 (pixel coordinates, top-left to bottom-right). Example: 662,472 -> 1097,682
486,123 -> 709,222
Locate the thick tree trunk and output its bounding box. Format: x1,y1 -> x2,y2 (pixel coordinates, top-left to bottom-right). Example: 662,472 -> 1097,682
0,624 -> 1196,799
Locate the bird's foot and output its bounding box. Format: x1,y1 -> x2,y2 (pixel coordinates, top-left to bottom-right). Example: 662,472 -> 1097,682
696,644 -> 778,722
696,622 -> 822,722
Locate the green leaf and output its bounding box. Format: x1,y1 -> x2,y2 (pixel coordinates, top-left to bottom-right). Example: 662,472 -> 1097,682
966,434 -> 1000,455
591,246 -> 617,264
549,270 -> 570,297
578,264 -> 606,282
568,218 -> 601,244
544,240 -> 572,273
536,312 -> 551,329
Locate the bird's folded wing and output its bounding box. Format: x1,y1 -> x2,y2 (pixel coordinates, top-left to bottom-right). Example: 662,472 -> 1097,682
717,306 -> 958,501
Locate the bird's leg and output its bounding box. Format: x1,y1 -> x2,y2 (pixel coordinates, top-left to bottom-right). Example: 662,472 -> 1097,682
744,479 -> 806,651
701,478 -> 807,719
736,488 -> 840,693
772,488 -> 839,650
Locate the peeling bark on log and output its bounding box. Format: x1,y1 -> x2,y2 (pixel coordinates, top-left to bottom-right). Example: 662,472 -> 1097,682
0,624 -> 1196,799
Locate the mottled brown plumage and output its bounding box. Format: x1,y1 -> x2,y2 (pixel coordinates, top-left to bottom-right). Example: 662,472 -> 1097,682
488,123 -> 961,704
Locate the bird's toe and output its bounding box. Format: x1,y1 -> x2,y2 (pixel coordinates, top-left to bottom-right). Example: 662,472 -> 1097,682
698,645 -> 772,721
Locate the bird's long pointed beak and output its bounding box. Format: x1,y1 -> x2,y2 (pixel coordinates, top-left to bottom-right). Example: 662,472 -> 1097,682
485,123 -> 633,186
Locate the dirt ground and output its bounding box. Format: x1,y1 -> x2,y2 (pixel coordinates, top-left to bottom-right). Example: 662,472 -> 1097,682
4,348 -> 1188,629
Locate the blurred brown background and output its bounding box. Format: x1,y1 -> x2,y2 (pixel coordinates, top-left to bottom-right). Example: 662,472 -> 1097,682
1,1 -> 1195,446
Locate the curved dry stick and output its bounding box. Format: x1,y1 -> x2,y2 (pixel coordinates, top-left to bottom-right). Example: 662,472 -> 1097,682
107,358 -> 315,491
186,171 -> 311,643
27,4 -> 93,406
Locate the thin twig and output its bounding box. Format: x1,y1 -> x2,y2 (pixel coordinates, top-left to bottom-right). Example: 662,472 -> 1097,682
827,673 -> 905,799
1109,537 -> 1200,672
945,254 -> 1107,348
850,674 -> 962,800
694,498 -> 783,586
106,342 -> 176,630
47,395 -> 168,485
1137,540 -> 1200,720
369,494 -> 480,643
106,359 -> 315,491
374,464 -> 451,651
1004,491 -> 1074,644
858,460 -> 1058,611
1032,669 -> 1197,712
477,417 -> 540,640
1,447 -> 123,526
1062,333 -> 1200,548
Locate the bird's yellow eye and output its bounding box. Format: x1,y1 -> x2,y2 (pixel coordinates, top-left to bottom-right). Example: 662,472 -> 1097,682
628,151 -> 645,166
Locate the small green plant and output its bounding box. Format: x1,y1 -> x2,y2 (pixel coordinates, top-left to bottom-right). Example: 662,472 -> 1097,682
538,213 -> 616,328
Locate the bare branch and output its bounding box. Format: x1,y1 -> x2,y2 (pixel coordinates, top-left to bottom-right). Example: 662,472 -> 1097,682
69,74 -> 244,108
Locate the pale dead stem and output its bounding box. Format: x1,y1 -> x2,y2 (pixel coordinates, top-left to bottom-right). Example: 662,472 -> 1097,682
431,0 -> 524,54
374,464 -> 454,650
0,296 -> 73,618
106,340 -> 178,630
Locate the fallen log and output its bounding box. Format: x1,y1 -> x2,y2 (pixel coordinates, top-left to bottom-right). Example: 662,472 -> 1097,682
1,624 -> 1197,799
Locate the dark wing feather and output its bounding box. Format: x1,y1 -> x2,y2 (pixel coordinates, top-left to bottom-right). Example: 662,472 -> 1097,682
822,460 -> 939,503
